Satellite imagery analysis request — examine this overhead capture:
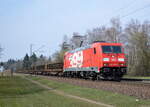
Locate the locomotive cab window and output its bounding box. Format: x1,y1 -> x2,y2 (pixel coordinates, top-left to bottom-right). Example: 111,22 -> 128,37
94,48 -> 96,54
102,46 -> 111,53
112,46 -> 122,53
102,46 -> 122,53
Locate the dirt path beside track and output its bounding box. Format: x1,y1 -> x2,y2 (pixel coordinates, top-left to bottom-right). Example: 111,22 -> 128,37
23,76 -> 113,107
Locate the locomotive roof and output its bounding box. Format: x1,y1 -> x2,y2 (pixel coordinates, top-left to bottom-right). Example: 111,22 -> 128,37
68,45 -> 91,53
67,42 -> 122,53
93,42 -> 122,46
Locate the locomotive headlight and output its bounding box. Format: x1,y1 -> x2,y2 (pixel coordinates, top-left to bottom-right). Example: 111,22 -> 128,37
120,63 -> 124,66
103,58 -> 109,61
103,63 -> 108,66
118,58 -> 124,61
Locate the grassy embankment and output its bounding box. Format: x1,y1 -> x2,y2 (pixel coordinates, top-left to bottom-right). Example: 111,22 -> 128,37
29,75 -> 150,107
0,76 -> 101,107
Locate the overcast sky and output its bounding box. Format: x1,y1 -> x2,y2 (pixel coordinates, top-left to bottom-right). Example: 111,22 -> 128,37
0,0 -> 150,61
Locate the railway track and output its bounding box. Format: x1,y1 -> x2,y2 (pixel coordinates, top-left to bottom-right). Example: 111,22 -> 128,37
122,78 -> 150,82
25,70 -> 150,84
52,75 -> 150,85
26,72 -> 150,89
121,78 -> 150,85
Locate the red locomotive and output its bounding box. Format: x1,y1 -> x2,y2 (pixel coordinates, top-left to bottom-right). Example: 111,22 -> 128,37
63,41 -> 127,81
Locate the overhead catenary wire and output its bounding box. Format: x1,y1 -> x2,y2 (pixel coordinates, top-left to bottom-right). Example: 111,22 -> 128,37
120,4 -> 150,19
115,0 -> 137,14
33,45 -> 45,53
104,3 -> 150,26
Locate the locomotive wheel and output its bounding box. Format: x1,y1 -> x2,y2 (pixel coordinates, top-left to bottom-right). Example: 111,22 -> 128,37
114,77 -> 121,82
96,74 -> 103,80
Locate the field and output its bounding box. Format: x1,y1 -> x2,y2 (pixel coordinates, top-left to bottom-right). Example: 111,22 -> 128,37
0,76 -> 101,107
29,75 -> 150,107
0,75 -> 150,107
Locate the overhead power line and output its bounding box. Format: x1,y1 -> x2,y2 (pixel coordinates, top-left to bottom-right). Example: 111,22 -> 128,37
104,2 -> 150,26
30,44 -> 45,56
120,4 -> 150,19
115,0 -> 137,14
33,45 -> 45,53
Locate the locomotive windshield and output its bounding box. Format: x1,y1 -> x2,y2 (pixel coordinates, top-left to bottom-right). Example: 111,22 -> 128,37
102,46 -> 122,53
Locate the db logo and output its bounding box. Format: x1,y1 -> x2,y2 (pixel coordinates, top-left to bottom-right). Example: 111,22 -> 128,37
111,58 -> 116,61
69,51 -> 83,68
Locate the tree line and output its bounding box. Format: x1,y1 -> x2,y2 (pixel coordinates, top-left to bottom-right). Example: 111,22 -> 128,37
1,18 -> 150,76
55,18 -> 150,76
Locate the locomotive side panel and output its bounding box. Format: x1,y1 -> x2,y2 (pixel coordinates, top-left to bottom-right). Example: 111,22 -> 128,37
82,48 -> 92,68
64,46 -> 99,72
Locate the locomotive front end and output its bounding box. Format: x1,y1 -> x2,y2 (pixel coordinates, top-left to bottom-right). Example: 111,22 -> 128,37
100,44 -> 127,80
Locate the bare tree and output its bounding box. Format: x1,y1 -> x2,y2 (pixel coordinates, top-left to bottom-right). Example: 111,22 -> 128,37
52,35 -> 71,63
105,18 -> 122,43
61,35 -> 70,50
52,50 -> 65,63
125,20 -> 150,76
86,26 -> 106,44
36,54 -> 47,65
86,18 -> 122,44
0,45 -> 3,59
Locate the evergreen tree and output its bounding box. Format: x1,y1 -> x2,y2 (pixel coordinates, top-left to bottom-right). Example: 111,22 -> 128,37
23,54 -> 31,70
4,59 -> 16,69
40,54 -> 44,59
30,53 -> 37,65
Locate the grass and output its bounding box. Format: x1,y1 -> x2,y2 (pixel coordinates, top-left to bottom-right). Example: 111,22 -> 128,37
0,76 -> 101,107
0,76 -> 44,97
29,75 -> 150,107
